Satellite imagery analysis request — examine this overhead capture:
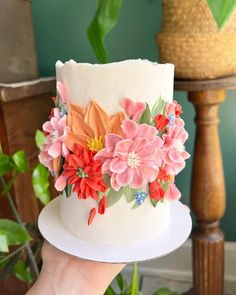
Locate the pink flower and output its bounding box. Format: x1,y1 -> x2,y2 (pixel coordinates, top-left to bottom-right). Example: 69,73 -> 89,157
162,118 -> 190,175
95,119 -> 163,191
55,175 -> 67,191
121,98 -> 145,121
166,100 -> 182,117
38,108 -> 70,172
42,108 -> 70,158
165,183 -> 181,201
57,81 -> 68,103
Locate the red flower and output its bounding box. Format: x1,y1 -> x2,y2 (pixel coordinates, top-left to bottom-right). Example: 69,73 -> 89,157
155,114 -> 169,132
88,208 -> 96,225
62,144 -> 107,200
98,196 -> 107,215
157,168 -> 170,181
175,103 -> 182,116
149,180 -> 165,201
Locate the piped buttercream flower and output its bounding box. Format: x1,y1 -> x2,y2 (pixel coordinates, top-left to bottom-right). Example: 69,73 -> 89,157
95,119 -> 163,191
121,98 -> 145,121
162,118 -> 190,175
66,101 -> 125,152
38,108 -> 70,176
166,100 -> 182,117
62,144 -> 107,200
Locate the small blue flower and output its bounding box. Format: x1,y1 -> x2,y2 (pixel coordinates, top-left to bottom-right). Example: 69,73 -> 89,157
135,191 -> 147,205
169,113 -> 175,126
50,170 -> 55,177
60,109 -> 67,117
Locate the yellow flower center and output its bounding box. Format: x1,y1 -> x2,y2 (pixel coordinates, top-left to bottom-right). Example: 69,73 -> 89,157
87,136 -> 104,152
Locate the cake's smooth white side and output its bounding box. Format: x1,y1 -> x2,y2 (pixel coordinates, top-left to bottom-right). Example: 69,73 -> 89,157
60,192 -> 170,245
56,59 -> 174,245
56,59 -> 174,114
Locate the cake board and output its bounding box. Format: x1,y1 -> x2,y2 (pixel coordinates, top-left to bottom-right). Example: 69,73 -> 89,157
38,197 -> 192,263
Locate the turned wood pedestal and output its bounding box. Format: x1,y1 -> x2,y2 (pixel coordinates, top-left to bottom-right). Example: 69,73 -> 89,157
175,75 -> 236,295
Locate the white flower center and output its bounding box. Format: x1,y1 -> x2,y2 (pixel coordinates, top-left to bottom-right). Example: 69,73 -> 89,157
50,130 -> 59,143
127,152 -> 141,168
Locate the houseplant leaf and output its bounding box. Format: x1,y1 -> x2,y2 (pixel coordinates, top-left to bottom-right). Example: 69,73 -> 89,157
87,0 -> 123,63
0,235 -> 8,252
35,130 -> 46,149
0,219 -> 31,246
12,150 -> 28,173
207,0 -> 236,29
13,259 -> 32,283
116,272 -> 124,291
0,154 -> 14,176
130,263 -> 139,295
0,253 -> 20,281
32,163 -> 51,205
104,286 -> 116,295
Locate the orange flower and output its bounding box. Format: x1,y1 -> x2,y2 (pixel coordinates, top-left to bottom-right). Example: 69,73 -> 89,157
66,101 -> 125,152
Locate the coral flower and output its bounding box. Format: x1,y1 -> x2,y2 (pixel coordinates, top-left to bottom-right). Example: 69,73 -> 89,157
95,119 -> 163,191
62,144 -> 107,200
162,118 -> 190,175
66,101 -> 125,152
155,114 -> 169,132
149,180 -> 165,201
165,183 -> 181,201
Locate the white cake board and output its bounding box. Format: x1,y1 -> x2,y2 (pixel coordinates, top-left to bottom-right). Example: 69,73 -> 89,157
38,197 -> 192,263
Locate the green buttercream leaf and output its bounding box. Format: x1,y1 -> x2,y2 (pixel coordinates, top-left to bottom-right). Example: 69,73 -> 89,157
151,98 -> 167,117
162,181 -> 169,192
107,187 -> 123,207
103,174 -> 111,188
123,186 -> 134,202
65,184 -> 72,198
138,104 -> 151,124
150,199 -> 158,208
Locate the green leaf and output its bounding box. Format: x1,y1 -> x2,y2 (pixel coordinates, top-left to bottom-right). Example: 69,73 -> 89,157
35,130 -> 46,149
207,0 -> 236,29
130,263 -> 139,295
0,219 -> 31,246
150,198 -> 158,208
0,235 -> 8,252
152,288 -> 180,295
87,0 -> 123,63
103,174 -> 111,188
104,286 -> 116,295
162,181 -> 169,192
107,187 -> 123,207
12,150 -> 28,173
0,154 -> 14,176
123,186 -> 135,203
32,163 -> 51,205
65,184 -> 72,198
13,260 -> 32,283
151,98 -> 167,117
116,273 -> 124,291
0,253 -> 20,281
138,104 -> 151,124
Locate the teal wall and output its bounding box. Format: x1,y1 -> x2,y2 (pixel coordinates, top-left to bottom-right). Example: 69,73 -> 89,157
32,0 -> 236,241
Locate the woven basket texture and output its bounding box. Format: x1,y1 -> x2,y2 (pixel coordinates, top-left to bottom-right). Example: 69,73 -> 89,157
157,0 -> 236,80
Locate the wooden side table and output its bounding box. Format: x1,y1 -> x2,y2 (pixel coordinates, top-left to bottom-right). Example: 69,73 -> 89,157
174,76 -> 236,295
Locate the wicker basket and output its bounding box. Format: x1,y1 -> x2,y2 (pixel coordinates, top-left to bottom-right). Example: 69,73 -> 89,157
157,0 -> 236,80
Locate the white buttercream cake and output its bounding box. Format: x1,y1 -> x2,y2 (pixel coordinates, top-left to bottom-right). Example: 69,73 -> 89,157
55,59 -> 175,245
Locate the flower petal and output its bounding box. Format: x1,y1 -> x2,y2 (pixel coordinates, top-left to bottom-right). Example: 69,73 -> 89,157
55,175 -> 67,191
116,169 -> 134,187
137,124 -> 156,142
48,141 -> 62,158
109,158 -> 127,173
165,183 -> 181,201
57,81 -> 68,103
121,119 -> 138,139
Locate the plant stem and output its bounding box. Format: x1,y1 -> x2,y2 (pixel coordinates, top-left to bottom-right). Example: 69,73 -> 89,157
0,244 -> 26,264
0,176 -> 39,278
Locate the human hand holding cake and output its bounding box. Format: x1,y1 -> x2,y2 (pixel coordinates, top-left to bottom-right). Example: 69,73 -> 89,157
38,59 -> 191,262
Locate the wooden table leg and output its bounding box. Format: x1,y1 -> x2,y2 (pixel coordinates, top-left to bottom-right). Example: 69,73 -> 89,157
188,90 -> 226,295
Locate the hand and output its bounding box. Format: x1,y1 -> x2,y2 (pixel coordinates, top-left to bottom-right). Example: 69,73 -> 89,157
27,241 -> 125,295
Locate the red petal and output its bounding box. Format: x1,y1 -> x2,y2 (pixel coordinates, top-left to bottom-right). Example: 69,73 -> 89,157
88,208 -> 96,225
98,196 -> 107,214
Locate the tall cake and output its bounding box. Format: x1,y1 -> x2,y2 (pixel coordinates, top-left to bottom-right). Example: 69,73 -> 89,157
39,59 -> 190,245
